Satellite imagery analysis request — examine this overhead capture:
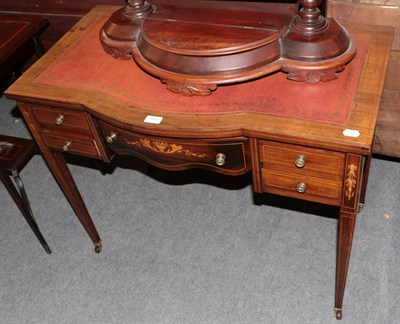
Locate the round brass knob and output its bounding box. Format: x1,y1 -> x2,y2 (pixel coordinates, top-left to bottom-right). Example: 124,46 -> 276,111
215,153 -> 226,166
62,141 -> 71,152
55,114 -> 65,125
296,181 -> 307,193
106,132 -> 117,144
295,155 -> 306,168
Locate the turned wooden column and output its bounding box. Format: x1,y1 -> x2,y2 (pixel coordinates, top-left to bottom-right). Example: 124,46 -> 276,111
292,0 -> 328,34
100,0 -> 154,59
124,0 -> 153,18
281,0 -> 355,83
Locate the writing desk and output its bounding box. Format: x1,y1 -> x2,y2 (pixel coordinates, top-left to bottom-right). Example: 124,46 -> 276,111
5,5 -> 393,319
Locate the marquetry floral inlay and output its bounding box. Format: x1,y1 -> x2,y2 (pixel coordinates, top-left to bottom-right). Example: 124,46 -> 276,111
345,163 -> 357,200
125,138 -> 206,157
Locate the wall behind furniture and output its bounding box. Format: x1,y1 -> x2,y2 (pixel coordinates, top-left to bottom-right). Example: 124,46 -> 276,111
328,0 -> 400,158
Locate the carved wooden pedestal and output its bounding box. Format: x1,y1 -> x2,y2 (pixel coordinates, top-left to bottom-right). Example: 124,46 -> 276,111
100,0 -> 356,96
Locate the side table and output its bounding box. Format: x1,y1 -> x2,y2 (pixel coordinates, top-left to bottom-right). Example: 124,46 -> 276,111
0,14 -> 49,81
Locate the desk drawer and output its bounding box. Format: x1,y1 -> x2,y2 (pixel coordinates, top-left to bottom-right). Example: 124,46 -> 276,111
97,121 -> 251,175
259,140 -> 345,205
42,133 -> 101,158
32,105 -> 92,133
262,169 -> 343,204
260,141 -> 345,176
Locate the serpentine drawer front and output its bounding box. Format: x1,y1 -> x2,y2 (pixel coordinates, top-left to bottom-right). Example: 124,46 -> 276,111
259,140 -> 345,205
97,120 -> 251,175
31,105 -> 102,159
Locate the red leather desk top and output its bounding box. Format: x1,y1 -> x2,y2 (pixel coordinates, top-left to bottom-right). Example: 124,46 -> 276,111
34,16 -> 369,124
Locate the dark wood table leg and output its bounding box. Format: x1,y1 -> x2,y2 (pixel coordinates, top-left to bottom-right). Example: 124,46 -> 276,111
0,162 -> 51,254
32,35 -> 46,58
335,153 -> 363,319
12,172 -> 34,216
48,150 -> 102,252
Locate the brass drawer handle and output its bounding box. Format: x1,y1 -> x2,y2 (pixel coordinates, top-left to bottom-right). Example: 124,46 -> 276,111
55,114 -> 65,125
295,155 -> 306,168
62,141 -> 71,152
296,181 -> 307,193
106,132 -> 117,144
215,153 -> 226,166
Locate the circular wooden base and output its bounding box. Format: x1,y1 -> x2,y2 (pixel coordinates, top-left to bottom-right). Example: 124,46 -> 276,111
100,1 -> 356,96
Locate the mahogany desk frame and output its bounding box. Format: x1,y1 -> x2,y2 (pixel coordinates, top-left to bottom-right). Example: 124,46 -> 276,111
5,6 -> 393,320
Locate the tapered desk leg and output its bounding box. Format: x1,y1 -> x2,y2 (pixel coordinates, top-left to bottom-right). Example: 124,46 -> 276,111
334,154 -> 363,319
18,102 -> 102,252
48,150 -> 102,252
335,210 -> 356,320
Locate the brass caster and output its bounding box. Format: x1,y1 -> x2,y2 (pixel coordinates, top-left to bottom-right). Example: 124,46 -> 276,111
334,307 -> 343,320
44,245 -> 52,254
358,203 -> 364,213
93,241 -> 102,253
